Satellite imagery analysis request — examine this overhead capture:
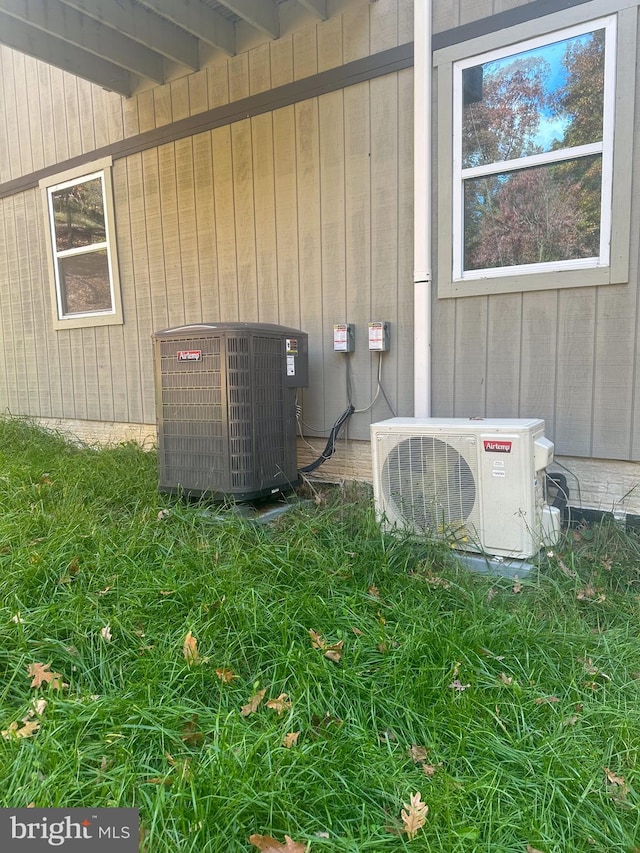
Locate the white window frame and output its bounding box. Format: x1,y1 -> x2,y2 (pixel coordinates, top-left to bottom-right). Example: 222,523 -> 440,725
433,0 -> 637,298
40,157 -> 123,329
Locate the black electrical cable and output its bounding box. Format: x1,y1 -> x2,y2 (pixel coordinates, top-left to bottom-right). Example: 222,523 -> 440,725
298,404 -> 355,474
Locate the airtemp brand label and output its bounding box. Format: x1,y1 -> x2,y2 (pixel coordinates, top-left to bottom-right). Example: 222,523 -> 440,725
177,350 -> 202,361
483,439 -> 512,453
0,808 -> 138,850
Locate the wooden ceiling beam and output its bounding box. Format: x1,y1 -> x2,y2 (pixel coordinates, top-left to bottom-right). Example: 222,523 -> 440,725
0,0 -> 165,83
136,0 -> 235,55
296,0 -> 327,19
215,0 -> 279,39
59,0 -> 200,69
0,9 -> 131,94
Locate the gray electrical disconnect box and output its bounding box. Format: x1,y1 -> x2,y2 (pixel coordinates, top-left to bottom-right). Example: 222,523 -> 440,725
153,323 -> 308,500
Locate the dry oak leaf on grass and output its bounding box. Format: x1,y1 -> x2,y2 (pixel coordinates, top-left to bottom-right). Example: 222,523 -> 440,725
401,791 -> 428,841
266,694 -> 292,716
282,731 -> 300,748
27,663 -> 67,690
604,767 -> 627,788
249,833 -> 307,852
407,745 -> 429,763
2,720 -> 40,740
308,629 -> 344,664
241,688 -> 267,717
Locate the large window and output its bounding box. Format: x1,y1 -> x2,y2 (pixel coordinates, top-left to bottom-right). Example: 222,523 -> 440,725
40,158 -> 123,328
434,4 -> 636,297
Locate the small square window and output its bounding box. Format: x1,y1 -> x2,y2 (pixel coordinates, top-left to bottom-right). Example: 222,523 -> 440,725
40,158 -> 123,329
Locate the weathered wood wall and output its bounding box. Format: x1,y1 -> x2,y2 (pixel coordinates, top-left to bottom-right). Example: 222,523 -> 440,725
1,0 -> 639,464
430,0 -> 640,462
0,0 -> 413,441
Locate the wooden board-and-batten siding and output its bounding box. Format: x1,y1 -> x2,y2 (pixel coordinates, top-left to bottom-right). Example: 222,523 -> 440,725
0,0 -> 415,442
2,0 -> 640,466
429,0 -> 640,463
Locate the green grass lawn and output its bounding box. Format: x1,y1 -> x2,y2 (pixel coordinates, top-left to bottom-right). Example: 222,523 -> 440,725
1,418 -> 640,852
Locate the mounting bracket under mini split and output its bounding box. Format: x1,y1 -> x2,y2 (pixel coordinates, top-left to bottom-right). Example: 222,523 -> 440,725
451,551 -> 538,578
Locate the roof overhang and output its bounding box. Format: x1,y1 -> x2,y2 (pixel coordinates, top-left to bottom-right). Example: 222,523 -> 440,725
0,0 -> 328,96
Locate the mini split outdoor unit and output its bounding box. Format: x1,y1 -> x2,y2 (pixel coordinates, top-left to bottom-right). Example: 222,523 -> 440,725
153,323 -> 308,500
371,418 -> 562,560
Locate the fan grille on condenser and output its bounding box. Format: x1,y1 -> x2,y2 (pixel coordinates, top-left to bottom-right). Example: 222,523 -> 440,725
381,435 -> 477,532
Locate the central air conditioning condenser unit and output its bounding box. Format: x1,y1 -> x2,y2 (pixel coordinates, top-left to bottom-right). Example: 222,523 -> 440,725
153,323 -> 308,500
371,417 -> 561,559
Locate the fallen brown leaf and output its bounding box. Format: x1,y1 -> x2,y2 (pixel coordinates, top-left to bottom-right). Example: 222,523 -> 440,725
248,833 -> 306,852
241,688 -> 267,717
449,679 -> 470,692
407,745 -> 428,763
604,767 -> 626,787
368,584 -> 380,598
27,663 -> 67,690
308,629 -> 326,649
323,640 -> 344,664
422,762 -> 443,777
182,631 -> 200,665
29,699 -> 48,718
577,585 -> 605,602
351,627 -> 364,636
499,673 -> 513,686
401,791 -> 428,841
557,558 -> 576,578
579,657 -> 610,680
2,720 -> 40,740
309,630 -> 343,662
534,696 -> 560,705
422,571 -> 451,589
266,694 -> 292,716
180,714 -> 204,745
282,731 -> 300,748
215,668 -> 237,683
561,715 -> 579,727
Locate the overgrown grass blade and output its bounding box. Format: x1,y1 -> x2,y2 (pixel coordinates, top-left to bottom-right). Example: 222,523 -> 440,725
1,418 -> 640,851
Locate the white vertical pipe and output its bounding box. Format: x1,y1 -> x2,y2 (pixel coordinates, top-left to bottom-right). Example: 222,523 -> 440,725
413,0 -> 432,417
